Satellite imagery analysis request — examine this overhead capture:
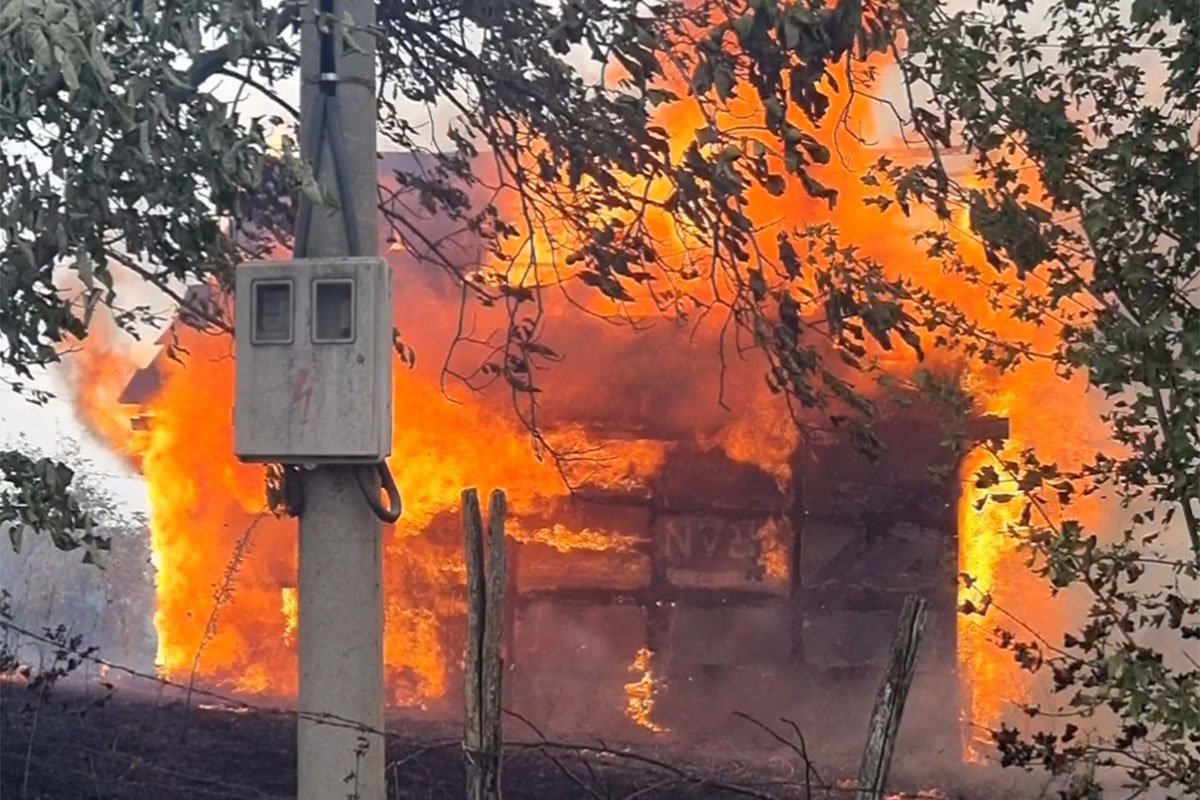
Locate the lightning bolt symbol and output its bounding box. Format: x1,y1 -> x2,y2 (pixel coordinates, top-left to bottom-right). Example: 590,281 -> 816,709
292,368 -> 314,425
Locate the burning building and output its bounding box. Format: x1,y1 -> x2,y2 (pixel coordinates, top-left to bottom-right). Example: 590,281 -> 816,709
97,149 -> 1028,767
64,54 -> 1113,760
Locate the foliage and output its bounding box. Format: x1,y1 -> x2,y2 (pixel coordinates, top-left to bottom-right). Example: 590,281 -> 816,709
850,0 -> 1198,795
0,447 -> 100,558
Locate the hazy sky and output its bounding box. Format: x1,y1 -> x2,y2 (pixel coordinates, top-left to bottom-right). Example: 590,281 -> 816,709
0,373 -> 150,513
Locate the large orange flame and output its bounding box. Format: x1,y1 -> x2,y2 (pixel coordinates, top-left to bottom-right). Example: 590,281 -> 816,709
60,45 -> 1112,752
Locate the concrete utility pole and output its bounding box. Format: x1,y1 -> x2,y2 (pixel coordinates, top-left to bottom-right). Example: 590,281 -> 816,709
297,0 -> 385,798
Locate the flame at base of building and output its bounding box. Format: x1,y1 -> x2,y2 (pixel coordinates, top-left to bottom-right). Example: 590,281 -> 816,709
71,318 -> 1052,758
624,647 -> 666,733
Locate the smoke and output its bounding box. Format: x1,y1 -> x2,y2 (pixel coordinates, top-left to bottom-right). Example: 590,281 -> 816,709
0,438 -> 157,675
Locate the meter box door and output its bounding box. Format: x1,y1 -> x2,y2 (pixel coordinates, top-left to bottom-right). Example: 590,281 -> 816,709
234,257 -> 392,464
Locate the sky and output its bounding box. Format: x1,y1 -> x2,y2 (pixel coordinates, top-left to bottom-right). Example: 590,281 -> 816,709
1,364 -> 152,514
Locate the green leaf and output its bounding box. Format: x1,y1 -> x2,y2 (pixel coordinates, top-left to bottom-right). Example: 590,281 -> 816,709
714,64 -> 735,101
76,249 -> 94,290
55,462 -> 74,489
645,88 -> 675,106
748,268 -> 767,300
8,523 -> 24,553
1129,0 -> 1163,24
799,171 -> 838,207
29,25 -> 52,67
797,135 -> 830,164
60,51 -> 79,92
782,16 -> 801,49
695,126 -> 718,146
898,328 -> 924,358
732,14 -> 754,42
975,465 -> 1000,488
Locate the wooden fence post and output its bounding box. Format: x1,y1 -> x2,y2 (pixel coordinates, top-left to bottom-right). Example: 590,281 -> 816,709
463,488 -> 507,800
855,594 -> 930,800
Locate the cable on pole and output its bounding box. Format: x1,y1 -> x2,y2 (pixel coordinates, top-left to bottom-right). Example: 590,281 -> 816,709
280,464 -> 306,516
288,0 -> 401,525
292,0 -> 363,260
355,461 -> 402,523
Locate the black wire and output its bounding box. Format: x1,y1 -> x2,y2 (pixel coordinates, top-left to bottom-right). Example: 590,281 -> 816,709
293,0 -> 361,258
282,465 -> 306,516
292,0 -> 397,523
354,462 -> 402,523
291,95 -> 327,258
319,0 -> 336,91
324,93 -> 363,257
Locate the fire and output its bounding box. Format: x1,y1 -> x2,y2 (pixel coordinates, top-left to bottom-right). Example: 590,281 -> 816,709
64,318 -> 674,706
755,518 -> 789,583
510,523 -> 641,554
62,334 -> 147,465
957,446 -> 1022,757
281,587 -> 298,644
703,395 -> 798,492
56,33 -> 1114,756
623,646 -> 665,733
956,361 -> 1107,759
547,428 -> 670,494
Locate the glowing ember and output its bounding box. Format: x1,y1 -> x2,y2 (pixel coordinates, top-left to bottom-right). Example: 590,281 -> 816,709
197,703 -> 253,715
623,646 -> 665,733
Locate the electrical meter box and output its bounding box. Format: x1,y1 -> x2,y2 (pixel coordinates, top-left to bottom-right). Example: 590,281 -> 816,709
233,257 -> 392,464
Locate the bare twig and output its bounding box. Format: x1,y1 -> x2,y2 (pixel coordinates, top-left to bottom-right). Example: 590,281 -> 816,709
181,512 -> 266,741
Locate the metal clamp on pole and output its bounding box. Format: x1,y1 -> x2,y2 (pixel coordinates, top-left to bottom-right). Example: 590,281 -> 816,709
355,461 -> 402,523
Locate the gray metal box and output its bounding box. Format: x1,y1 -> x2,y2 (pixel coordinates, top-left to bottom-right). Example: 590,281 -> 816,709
233,257 -> 392,464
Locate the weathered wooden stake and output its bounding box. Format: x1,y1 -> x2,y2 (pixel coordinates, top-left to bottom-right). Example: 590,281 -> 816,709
483,491 -> 507,762
463,488 -> 507,800
855,594 -> 930,800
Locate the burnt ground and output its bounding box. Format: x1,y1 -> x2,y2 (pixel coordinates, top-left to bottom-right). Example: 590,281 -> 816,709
0,681 -> 1049,800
